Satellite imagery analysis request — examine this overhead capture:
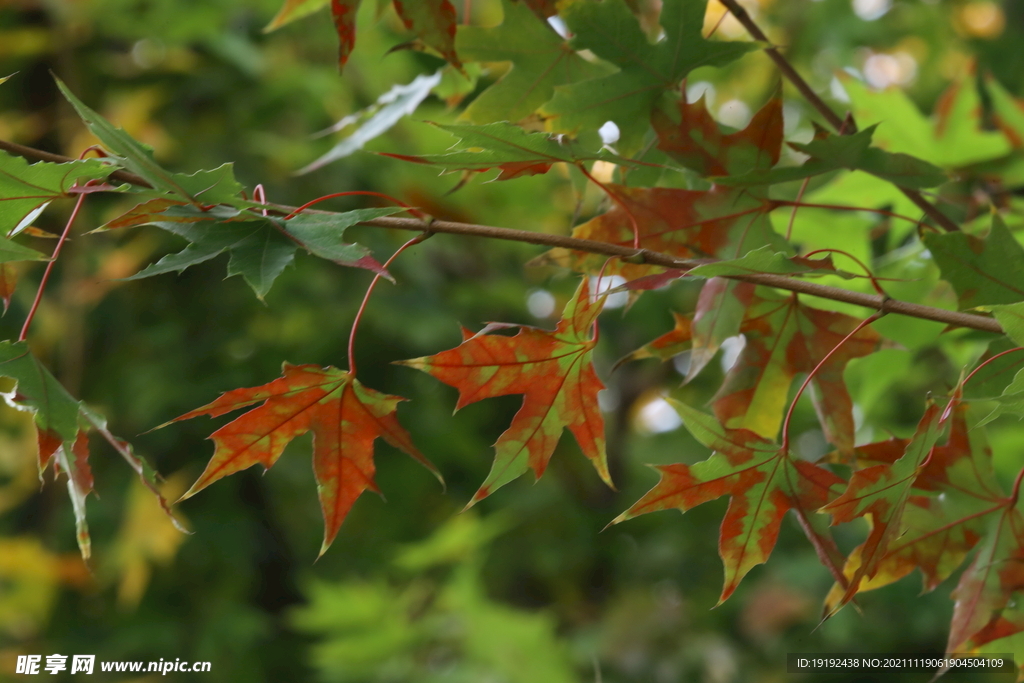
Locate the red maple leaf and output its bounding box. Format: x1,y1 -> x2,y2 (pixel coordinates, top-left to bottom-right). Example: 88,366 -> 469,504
652,94 -> 783,177
398,278 -> 612,505
172,363 -> 440,556
331,0 -> 360,68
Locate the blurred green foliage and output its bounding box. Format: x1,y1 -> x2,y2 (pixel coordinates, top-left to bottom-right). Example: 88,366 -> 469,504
1,0 -> 1024,681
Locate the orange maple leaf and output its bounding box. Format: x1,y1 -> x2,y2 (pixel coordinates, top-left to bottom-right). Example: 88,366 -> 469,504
398,278 -> 613,505
173,363 -> 440,556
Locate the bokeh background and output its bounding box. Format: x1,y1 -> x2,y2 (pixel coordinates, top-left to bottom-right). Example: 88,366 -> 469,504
0,0 -> 1023,680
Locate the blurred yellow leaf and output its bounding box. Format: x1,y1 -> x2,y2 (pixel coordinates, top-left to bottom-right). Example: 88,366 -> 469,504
0,538 -> 62,639
110,472 -> 189,610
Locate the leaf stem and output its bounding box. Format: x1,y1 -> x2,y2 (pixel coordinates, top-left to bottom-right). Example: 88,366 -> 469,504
780,311 -> 883,452
347,232 -> 433,374
803,248 -> 886,296
20,192 -> 87,341
282,191 -> 426,221
963,346 -> 1024,388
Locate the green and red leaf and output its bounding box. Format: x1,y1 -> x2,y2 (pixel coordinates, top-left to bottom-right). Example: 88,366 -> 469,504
614,400 -> 845,602
652,94 -> 783,177
398,278 -> 612,504
821,402 -> 946,610
713,289 -> 882,451
393,0 -> 461,69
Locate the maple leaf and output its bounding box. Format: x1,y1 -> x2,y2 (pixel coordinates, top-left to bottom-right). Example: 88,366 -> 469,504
821,399 -> 1005,612
613,399 -> 845,602
393,0 -> 461,69
720,125 -> 946,189
381,122 -> 642,180
0,150 -> 111,253
397,278 -> 612,505
172,363 -> 440,556
0,341 -> 179,559
713,288 -> 882,452
841,71 -> 1011,168
455,0 -> 609,125
105,202 -> 398,299
924,216 -> 1024,311
652,94 -> 784,177
541,0 -> 756,153
820,402 -> 947,611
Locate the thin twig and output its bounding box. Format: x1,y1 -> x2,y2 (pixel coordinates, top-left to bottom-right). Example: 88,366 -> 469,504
20,192 -> 87,340
0,138 -> 1002,334
716,0 -> 960,233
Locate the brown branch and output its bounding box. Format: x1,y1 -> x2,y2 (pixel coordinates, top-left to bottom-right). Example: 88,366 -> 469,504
716,0 -> 960,233
358,216 -> 1002,333
0,138 -> 1003,334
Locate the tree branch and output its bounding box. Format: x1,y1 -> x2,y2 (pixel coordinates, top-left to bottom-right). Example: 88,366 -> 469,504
0,138 -> 1002,334
358,216 -> 1001,333
716,0 -> 961,233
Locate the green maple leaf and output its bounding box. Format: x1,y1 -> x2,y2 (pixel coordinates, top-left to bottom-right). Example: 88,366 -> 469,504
924,216 -> 1024,310
542,0 -> 756,153
108,202 -> 400,299
382,121 -> 641,179
455,0 -> 609,125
